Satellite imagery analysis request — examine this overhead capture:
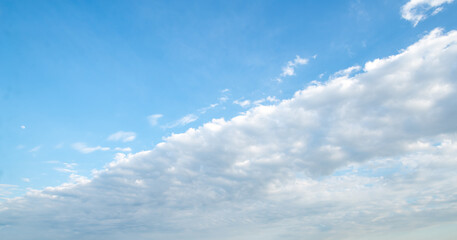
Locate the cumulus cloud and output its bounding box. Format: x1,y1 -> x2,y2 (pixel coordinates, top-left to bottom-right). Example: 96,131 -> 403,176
147,114 -> 163,126
401,0 -> 454,26
72,142 -> 110,154
1,28 -> 457,239
107,131 -> 136,142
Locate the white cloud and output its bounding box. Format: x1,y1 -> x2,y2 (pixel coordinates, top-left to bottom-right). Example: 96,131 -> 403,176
198,103 -> 219,114
72,142 -> 110,154
114,147 -> 132,152
20,125 -> 25,129
54,168 -> 76,173
331,65 -> 361,78
107,131 -> 136,142
22,178 -> 30,183
55,163 -> 78,174
276,55 -> 309,83
1,28 -> 457,240
401,0 -> 454,26
252,96 -> 280,106
233,99 -> 251,108
164,114 -> 199,129
147,114 -> 163,126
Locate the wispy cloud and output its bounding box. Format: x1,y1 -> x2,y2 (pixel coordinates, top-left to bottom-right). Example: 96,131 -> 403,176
29,146 -> 41,152
198,103 -> 219,114
147,114 -> 163,126
114,147 -> 132,152
252,96 -> 279,105
233,99 -> 251,108
163,114 -> 198,128
234,96 -> 278,108
331,65 -> 361,78
20,125 -> 25,129
107,131 -> 136,142
276,55 -> 309,82
401,0 -> 454,26
55,163 -> 78,173
72,142 -> 110,154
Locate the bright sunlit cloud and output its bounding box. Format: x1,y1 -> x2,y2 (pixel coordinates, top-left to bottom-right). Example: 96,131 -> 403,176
401,0 -> 454,26
2,27 -> 457,240
1,1 -> 457,240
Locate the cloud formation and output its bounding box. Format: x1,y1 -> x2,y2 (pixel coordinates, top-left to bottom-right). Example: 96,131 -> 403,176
401,0 -> 454,26
147,114 -> 163,126
164,114 -> 199,128
1,28 -> 457,239
114,147 -> 132,152
72,142 -> 110,154
107,131 -> 136,142
276,55 -> 309,82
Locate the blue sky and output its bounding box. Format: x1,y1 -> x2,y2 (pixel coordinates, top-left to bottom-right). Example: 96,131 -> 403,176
1,0 -> 457,239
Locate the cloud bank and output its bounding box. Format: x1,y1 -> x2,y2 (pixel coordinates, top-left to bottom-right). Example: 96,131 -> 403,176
401,0 -> 454,26
1,28 -> 457,240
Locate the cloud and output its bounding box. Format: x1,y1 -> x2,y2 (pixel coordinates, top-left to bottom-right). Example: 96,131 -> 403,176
114,147 -> 132,152
0,184 -> 18,200
233,99 -> 251,108
253,96 -> 279,106
29,146 -> 41,152
331,65 -> 361,78
147,114 -> 163,126
198,103 -> 219,114
22,178 -> 30,183
164,114 -> 198,128
1,28 -> 457,239
276,55 -> 309,82
54,163 -> 77,174
20,125 -> 25,129
401,0 -> 454,26
54,168 -> 76,173
107,131 -> 136,142
72,142 -> 110,154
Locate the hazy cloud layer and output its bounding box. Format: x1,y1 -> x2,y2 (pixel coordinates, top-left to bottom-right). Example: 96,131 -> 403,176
147,114 -> 163,126
1,28 -> 457,239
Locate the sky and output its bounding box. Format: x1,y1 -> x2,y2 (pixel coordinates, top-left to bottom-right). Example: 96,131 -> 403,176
1,0 -> 457,239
